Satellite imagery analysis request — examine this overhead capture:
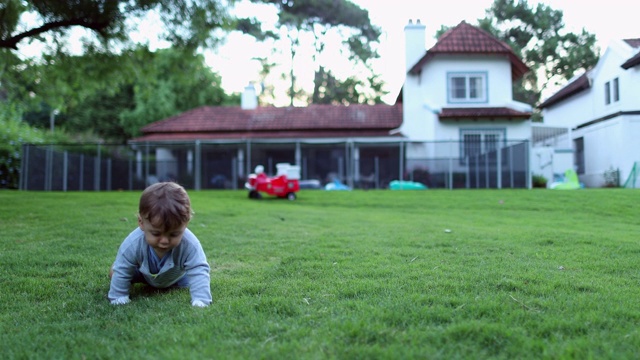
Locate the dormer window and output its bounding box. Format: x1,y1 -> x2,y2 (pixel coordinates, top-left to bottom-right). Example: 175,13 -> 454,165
447,72 -> 487,103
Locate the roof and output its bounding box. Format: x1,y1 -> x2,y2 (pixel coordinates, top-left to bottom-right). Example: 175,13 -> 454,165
623,39 -> 640,48
538,72 -> 591,109
622,52 -> 640,69
132,104 -> 403,142
622,53 -> 640,69
439,107 -> 531,120
621,38 -> 640,69
408,21 -> 529,80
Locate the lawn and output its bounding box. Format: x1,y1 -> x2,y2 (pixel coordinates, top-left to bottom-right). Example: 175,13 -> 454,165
1,188 -> 640,359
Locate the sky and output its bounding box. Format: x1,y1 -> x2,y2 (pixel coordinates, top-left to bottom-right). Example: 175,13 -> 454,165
204,0 -> 640,105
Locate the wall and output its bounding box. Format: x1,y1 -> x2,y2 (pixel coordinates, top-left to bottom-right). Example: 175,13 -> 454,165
542,89 -> 594,128
402,55 -> 526,142
542,41 -> 639,129
422,55 -> 515,108
540,40 -> 640,187
574,115 -> 640,187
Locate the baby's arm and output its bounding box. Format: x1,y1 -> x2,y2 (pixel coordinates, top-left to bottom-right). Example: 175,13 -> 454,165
108,248 -> 138,305
187,264 -> 211,307
184,242 -> 212,307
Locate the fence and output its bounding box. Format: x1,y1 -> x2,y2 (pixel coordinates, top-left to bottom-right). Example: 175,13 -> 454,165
20,139 -> 531,191
623,162 -> 639,188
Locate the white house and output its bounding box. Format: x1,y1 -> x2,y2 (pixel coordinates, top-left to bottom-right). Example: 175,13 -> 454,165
121,20 -> 535,190
539,39 -> 640,187
398,20 -> 532,180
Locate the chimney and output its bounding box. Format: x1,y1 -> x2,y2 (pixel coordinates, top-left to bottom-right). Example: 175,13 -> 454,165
241,83 -> 258,110
404,19 -> 426,72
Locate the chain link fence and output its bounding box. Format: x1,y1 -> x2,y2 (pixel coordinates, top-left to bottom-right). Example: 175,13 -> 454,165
20,139 -> 530,191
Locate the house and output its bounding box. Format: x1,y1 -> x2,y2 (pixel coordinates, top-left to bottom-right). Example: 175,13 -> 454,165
131,88 -> 404,189
125,20 -> 533,190
398,20 -> 532,188
539,38 -> 640,187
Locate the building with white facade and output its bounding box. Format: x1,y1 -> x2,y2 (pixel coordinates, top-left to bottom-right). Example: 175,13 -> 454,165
22,20 -> 538,191
539,39 -> 640,187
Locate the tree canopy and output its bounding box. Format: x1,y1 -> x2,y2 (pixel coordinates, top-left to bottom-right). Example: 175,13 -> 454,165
23,47 -> 238,143
478,0 -> 599,106
2,0 -> 387,110
0,0 -> 236,52
255,0 -> 385,105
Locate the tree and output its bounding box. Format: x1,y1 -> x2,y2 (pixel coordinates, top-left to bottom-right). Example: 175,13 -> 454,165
477,0 -> 599,106
312,66 -> 385,105
0,0 -> 237,52
255,0 -> 383,105
58,46 -> 239,143
1,0 -> 253,121
15,46 -> 237,143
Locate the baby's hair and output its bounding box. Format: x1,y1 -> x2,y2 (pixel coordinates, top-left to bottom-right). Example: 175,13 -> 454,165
139,182 -> 193,231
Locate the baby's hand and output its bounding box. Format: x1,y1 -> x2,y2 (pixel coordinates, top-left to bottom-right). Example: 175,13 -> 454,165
110,296 -> 131,305
191,300 -> 208,307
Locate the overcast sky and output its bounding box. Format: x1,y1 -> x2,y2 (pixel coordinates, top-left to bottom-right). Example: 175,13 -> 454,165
206,0 -> 640,105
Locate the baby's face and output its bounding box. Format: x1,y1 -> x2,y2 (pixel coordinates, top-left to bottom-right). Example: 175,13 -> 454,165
138,217 -> 187,256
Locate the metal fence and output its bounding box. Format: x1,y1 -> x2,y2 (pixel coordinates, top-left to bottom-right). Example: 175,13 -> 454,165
20,139 -> 530,191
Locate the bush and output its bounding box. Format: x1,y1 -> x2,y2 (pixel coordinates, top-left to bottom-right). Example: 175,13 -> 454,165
532,174 -> 547,188
603,167 -> 619,187
0,105 -> 46,188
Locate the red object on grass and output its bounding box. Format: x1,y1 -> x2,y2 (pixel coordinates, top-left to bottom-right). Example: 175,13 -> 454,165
245,164 -> 300,200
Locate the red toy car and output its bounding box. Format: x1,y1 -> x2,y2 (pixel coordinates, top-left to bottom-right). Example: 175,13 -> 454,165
245,163 -> 300,200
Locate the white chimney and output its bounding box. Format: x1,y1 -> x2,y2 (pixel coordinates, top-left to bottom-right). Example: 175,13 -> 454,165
404,19 -> 426,72
241,83 -> 258,110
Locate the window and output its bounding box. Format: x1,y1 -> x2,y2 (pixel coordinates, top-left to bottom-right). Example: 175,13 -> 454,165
463,134 -> 482,158
460,130 -> 504,164
574,137 -> 584,175
448,73 -> 487,103
605,78 -> 620,105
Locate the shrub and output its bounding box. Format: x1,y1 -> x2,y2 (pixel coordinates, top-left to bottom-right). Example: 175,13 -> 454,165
0,105 -> 46,188
603,167 -> 619,187
532,174 -> 547,188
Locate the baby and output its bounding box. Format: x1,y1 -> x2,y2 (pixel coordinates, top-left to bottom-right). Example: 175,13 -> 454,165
108,182 -> 212,307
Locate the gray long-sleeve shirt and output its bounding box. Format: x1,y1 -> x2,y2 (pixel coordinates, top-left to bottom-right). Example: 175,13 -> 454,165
108,227 -> 212,304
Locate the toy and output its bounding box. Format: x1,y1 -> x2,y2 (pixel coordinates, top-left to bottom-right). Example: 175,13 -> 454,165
389,180 -> 427,190
549,169 -> 582,190
324,178 -> 351,191
245,163 -> 300,200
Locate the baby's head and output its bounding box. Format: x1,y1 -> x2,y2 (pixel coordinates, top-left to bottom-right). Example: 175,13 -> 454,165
138,182 -> 193,232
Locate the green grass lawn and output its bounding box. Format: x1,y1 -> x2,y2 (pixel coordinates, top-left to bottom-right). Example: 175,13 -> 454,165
2,188 -> 640,359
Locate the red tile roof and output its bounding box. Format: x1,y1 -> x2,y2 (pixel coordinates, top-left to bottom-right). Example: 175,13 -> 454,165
439,107 -> 531,120
409,21 -> 529,80
132,104 -> 403,142
538,72 -> 591,109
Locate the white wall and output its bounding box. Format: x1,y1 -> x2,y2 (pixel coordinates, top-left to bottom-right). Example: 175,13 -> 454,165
620,67 -> 640,110
531,147 -> 554,182
423,55 -> 515,107
544,41 -> 640,128
400,72 -> 435,141
404,20 -> 426,71
574,115 -> 640,187
402,55 -> 526,142
542,89 -> 594,128
541,40 -> 640,187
